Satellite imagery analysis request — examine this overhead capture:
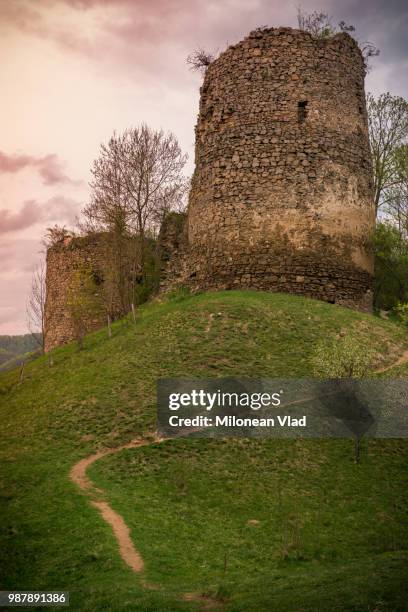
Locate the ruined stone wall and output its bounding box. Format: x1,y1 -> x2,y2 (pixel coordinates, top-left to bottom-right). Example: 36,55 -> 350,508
44,234 -> 122,352
158,212 -> 188,291
166,27 -> 375,310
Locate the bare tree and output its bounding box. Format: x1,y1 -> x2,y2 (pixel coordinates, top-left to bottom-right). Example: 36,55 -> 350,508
367,93 -> 408,214
82,124 -> 188,312
186,48 -> 214,73
121,125 -> 187,247
85,126 -> 187,237
149,178 -> 189,233
26,262 -> 46,353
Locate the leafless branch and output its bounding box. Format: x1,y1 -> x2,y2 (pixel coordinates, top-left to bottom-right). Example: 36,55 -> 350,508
186,48 -> 214,73
26,261 -> 46,352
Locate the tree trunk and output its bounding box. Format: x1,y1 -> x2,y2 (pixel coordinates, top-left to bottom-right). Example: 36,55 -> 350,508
354,437 -> 361,464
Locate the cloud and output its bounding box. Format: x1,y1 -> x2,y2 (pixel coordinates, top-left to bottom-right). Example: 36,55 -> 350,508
0,200 -> 42,234
0,151 -> 79,185
2,0 -> 406,97
0,235 -> 43,334
0,196 -> 81,236
44,195 -> 82,224
0,236 -> 43,274
0,0 -> 286,81
37,155 -> 74,185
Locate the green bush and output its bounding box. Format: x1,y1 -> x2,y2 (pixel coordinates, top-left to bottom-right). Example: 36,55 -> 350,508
374,223 -> 408,310
311,333 -> 375,378
395,302 -> 408,326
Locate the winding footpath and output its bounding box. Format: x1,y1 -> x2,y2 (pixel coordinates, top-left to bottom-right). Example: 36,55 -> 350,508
70,438 -> 152,574
70,436 -> 219,608
69,349 -> 408,607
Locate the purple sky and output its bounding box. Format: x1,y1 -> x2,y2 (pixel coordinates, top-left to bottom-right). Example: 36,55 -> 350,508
1,0 -> 407,334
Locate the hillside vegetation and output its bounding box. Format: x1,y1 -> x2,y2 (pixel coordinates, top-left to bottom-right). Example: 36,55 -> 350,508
1,291 -> 407,611
0,334 -> 41,372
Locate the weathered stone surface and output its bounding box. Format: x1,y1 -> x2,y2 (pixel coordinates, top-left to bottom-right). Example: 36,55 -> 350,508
162,27 -> 375,311
44,234 -> 123,352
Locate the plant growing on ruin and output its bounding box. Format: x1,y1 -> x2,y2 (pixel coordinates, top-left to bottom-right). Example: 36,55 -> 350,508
296,7 -> 379,70
186,48 -> 214,73
43,225 -> 72,247
297,8 -> 336,38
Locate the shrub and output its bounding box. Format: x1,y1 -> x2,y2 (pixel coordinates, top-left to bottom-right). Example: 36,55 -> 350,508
311,333 -> 375,378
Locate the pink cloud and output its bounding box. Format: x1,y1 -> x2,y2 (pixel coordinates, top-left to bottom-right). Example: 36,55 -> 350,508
0,1 -> 44,34
44,195 -> 82,224
37,155 -> 73,185
0,196 -> 81,236
0,0 -> 255,75
0,151 -> 78,186
0,237 -> 43,273
0,201 -> 42,234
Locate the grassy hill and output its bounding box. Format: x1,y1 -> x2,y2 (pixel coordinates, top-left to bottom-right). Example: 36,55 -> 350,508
1,290 -> 407,611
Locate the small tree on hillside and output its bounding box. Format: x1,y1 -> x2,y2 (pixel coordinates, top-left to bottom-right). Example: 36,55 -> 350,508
26,261 -> 46,353
373,222 -> 408,310
312,333 -> 376,463
66,264 -> 103,350
395,302 -> 408,328
312,334 -> 375,379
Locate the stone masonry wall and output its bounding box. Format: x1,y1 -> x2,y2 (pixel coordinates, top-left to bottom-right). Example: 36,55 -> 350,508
44,234 -> 122,352
158,212 -> 188,291
163,27 -> 375,310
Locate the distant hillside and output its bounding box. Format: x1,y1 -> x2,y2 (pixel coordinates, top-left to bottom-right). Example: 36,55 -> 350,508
0,334 -> 42,371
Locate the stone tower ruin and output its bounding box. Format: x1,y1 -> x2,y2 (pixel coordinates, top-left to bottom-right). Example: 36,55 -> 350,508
44,234 -> 123,352
44,26 -> 375,351
163,27 -> 375,310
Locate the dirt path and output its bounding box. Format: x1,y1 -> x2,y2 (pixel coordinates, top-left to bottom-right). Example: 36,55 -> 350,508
375,349 -> 408,373
70,437 -> 155,574
70,436 -> 220,608
69,344 -> 408,606
91,500 -> 144,572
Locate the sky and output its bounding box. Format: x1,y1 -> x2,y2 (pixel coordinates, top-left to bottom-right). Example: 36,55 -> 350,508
0,0 -> 407,335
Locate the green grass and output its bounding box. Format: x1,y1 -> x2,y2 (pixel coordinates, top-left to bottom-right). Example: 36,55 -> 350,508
1,290 -> 408,610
